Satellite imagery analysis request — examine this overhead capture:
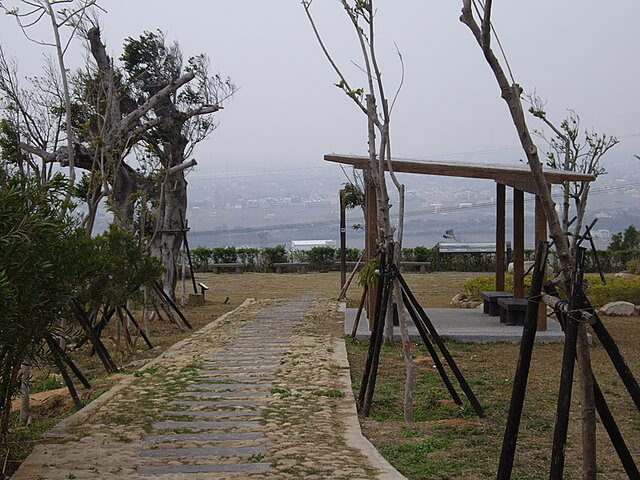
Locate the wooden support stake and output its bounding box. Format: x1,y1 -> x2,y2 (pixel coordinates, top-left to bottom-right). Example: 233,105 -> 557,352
72,300 -> 118,373
582,296 -> 640,412
45,335 -> 82,410
46,334 -> 91,389
358,252 -> 387,410
593,376 -> 639,478
497,241 -> 548,480
361,260 -> 392,416
549,248 -> 585,480
182,218 -> 198,295
402,290 -> 462,405
154,281 -> 192,330
123,306 -> 154,349
396,270 -> 485,418
351,285 -> 368,338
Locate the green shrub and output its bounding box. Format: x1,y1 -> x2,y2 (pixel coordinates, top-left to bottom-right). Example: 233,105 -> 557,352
237,247 -> 259,270
626,256 -> 640,275
259,245 -> 288,271
346,248 -> 361,262
211,246 -> 237,263
463,274 -> 532,300
288,249 -> 309,263
191,246 -> 213,270
307,246 -> 337,272
587,276 -> 640,307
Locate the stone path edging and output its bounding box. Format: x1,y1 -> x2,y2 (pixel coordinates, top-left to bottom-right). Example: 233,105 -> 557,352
334,337 -> 407,480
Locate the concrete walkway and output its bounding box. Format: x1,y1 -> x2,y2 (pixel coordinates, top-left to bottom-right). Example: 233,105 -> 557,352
13,297 -> 404,480
346,307 -> 566,343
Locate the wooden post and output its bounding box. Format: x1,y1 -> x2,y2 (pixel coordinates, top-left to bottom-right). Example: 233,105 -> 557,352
496,182 -> 506,291
365,171 -> 378,328
340,189 -> 347,289
535,195 -> 547,331
513,188 -> 525,298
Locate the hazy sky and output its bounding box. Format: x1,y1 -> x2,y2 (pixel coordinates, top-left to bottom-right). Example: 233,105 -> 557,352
1,1 -> 639,177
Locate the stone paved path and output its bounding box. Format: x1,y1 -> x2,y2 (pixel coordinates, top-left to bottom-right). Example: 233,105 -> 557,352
13,297 -> 404,480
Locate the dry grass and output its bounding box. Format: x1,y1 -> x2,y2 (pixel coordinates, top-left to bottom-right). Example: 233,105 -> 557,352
8,271 -> 640,479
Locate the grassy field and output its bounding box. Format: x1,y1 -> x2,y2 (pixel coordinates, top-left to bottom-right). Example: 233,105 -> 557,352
5,272 -> 640,479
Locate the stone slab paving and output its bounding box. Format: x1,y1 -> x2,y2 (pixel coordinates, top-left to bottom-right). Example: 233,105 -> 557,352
13,297 -> 405,480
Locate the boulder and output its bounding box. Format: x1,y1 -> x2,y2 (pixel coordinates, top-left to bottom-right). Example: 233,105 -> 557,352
450,293 -> 468,306
636,305 -> 640,316
599,301 -> 636,317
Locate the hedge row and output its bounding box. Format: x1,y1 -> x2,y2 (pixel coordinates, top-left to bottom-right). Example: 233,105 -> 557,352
189,245 -> 640,274
463,273 -> 640,308
189,245 -> 361,272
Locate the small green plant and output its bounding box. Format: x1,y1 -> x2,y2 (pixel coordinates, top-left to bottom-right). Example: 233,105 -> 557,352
31,372 -> 63,393
312,388 -> 345,398
358,257 -> 380,288
270,387 -> 290,397
134,366 -> 159,378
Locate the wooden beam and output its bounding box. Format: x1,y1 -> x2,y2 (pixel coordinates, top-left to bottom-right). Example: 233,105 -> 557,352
513,189 -> 525,298
324,154 -> 596,184
499,179 -> 539,195
496,183 -> 506,291
535,195 -> 548,331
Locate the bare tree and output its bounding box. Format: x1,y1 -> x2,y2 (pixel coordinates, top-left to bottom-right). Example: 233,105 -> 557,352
528,95 -> 618,255
303,0 -> 415,420
0,47 -> 64,183
2,0 -> 104,190
460,2 -> 597,476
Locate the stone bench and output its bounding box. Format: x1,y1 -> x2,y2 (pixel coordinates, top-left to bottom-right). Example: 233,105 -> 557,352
398,261 -> 431,273
211,263 -> 245,274
273,262 -> 309,274
480,291 -> 514,316
498,297 -> 529,325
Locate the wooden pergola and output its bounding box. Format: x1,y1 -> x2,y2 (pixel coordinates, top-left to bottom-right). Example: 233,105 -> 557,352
325,154 -> 596,331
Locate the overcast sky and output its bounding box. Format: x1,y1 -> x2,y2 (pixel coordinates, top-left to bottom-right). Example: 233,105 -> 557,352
1,1 -> 639,177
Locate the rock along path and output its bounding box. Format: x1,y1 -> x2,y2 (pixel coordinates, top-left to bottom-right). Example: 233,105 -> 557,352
13,296 -> 404,480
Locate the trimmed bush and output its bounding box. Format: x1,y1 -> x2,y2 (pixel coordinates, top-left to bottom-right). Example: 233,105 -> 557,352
259,245 -> 288,271
237,247 -> 260,270
307,246 -> 337,272
588,276 -> 640,308
211,246 -> 237,264
191,247 -> 213,270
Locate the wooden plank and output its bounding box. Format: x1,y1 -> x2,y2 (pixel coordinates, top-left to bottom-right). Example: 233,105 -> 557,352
324,154 -> 596,184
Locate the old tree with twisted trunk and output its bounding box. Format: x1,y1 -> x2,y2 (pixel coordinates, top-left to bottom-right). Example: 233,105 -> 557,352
120,31 -> 237,298
4,26 -> 235,298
